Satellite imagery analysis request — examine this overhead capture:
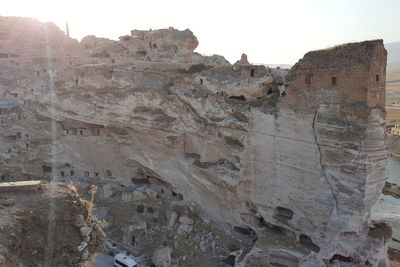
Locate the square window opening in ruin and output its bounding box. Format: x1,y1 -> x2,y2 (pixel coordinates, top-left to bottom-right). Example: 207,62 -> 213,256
331,76 -> 337,86
95,172 -> 99,178
136,204 -> 144,213
376,74 -> 380,82
61,171 -> 65,177
70,170 -> 74,176
250,69 -> 255,77
305,74 -> 313,85
42,165 -> 52,173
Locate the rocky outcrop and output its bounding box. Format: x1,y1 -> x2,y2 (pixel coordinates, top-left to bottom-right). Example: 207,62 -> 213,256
0,17 -> 390,266
0,182 -> 105,266
383,181 -> 400,198
81,27 -> 198,63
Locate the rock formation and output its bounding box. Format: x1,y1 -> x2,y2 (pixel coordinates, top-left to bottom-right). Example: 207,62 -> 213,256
0,181 -> 105,266
0,16 -> 390,266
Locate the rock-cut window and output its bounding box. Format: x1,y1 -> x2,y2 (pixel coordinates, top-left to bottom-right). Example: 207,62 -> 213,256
331,76 -> 337,86
376,74 -> 380,82
305,74 -> 313,85
250,69 -> 255,77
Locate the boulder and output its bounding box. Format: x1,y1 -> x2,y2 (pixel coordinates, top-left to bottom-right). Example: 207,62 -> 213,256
177,223 -> 193,235
80,248 -> 90,260
179,215 -> 194,225
131,190 -> 147,201
77,241 -> 87,252
152,246 -> 172,267
166,210 -> 178,229
80,226 -> 93,237
102,184 -> 113,199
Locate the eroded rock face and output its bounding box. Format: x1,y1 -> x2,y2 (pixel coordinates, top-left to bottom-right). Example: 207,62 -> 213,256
0,17 -> 390,266
81,27 -> 198,63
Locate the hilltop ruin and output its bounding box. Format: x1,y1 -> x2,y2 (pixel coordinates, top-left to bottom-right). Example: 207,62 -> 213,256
0,17 -> 390,266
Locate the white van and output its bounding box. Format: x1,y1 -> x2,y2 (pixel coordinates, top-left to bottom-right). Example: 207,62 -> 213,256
114,253 -> 137,267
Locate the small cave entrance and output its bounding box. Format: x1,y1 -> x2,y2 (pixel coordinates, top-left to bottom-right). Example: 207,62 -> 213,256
233,226 -> 257,237
299,234 -> 320,253
229,95 -> 247,101
259,218 -> 288,237
131,235 -> 135,246
223,255 -> 236,267
305,73 -> 313,85
329,254 -> 354,264
200,78 -> 203,85
274,206 -> 294,222
171,191 -> 184,200
147,206 -> 154,213
376,74 -> 380,82
250,68 -> 255,77
136,204 -> 145,213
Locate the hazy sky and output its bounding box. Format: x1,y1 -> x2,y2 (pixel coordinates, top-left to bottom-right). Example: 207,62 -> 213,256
1,0 -> 399,64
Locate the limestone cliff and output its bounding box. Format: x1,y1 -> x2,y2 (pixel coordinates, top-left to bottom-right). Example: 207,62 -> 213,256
0,17 -> 390,266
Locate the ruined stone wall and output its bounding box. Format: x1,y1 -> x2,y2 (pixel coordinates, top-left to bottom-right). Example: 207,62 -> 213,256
288,41 -> 386,110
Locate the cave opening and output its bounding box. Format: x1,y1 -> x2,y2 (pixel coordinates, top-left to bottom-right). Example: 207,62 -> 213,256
329,254 -> 354,263
229,95 -> 246,101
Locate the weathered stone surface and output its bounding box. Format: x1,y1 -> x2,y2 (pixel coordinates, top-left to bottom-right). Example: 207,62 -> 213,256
179,215 -> 194,225
0,17 -> 390,266
152,246 -> 172,267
